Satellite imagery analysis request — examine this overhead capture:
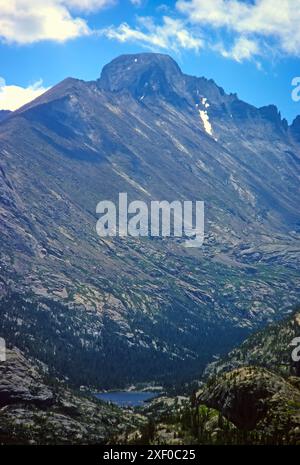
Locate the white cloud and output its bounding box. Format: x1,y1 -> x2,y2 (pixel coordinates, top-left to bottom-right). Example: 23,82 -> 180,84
0,0 -> 114,44
176,0 -> 300,58
0,78 -> 49,111
220,36 -> 260,62
2,0 -> 299,63
64,0 -> 116,12
102,16 -> 203,52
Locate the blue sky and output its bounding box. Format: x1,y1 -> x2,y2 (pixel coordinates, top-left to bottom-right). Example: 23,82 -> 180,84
0,0 -> 300,123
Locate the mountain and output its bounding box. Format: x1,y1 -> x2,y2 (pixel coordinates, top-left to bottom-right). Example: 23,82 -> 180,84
192,312 -> 300,444
204,308 -> 300,378
0,110 -> 11,122
133,313 -> 300,445
0,53 -> 300,387
2,307 -> 299,445
290,116 -> 300,142
0,347 -> 142,444
195,311 -> 300,444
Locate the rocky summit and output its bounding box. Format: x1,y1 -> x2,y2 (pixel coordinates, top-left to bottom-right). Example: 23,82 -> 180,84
0,53 -> 300,388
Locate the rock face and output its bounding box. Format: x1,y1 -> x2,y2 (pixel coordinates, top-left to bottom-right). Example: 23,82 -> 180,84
0,347 -> 143,444
0,53 -> 300,387
198,366 -> 300,443
290,115 -> 300,142
99,53 -> 184,99
0,348 -> 53,407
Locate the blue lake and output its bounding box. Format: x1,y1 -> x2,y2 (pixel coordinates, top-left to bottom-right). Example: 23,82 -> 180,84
95,391 -> 157,407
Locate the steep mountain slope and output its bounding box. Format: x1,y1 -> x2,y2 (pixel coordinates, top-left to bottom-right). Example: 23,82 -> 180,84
0,347 -> 142,444
135,313 -> 300,445
204,309 -> 300,378
193,311 -> 300,444
0,53 -> 300,386
0,111 -> 11,122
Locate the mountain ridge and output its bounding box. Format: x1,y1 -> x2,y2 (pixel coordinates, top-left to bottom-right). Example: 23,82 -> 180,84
5,53 -> 298,132
0,52 -> 299,387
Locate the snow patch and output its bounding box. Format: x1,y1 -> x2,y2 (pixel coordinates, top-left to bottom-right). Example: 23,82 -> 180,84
201,97 -> 210,108
199,110 -> 213,136
197,97 -> 217,140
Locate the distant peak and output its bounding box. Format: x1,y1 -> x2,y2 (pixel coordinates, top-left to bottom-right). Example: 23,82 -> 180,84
98,53 -> 184,97
102,52 -> 181,69
290,115 -> 300,141
259,104 -> 281,121
291,114 -> 300,128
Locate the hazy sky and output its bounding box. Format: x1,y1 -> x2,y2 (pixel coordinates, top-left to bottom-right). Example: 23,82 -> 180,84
1,0 -> 300,122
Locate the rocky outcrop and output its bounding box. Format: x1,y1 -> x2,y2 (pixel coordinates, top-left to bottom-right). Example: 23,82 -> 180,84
198,366 -> 300,443
0,348 -> 144,444
0,348 -> 54,407
0,349 -> 54,407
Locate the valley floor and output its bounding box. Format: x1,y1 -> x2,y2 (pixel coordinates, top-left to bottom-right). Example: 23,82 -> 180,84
1,308 -> 300,445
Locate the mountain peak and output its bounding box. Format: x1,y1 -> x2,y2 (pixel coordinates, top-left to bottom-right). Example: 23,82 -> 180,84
290,115 -> 300,141
98,53 -> 184,98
